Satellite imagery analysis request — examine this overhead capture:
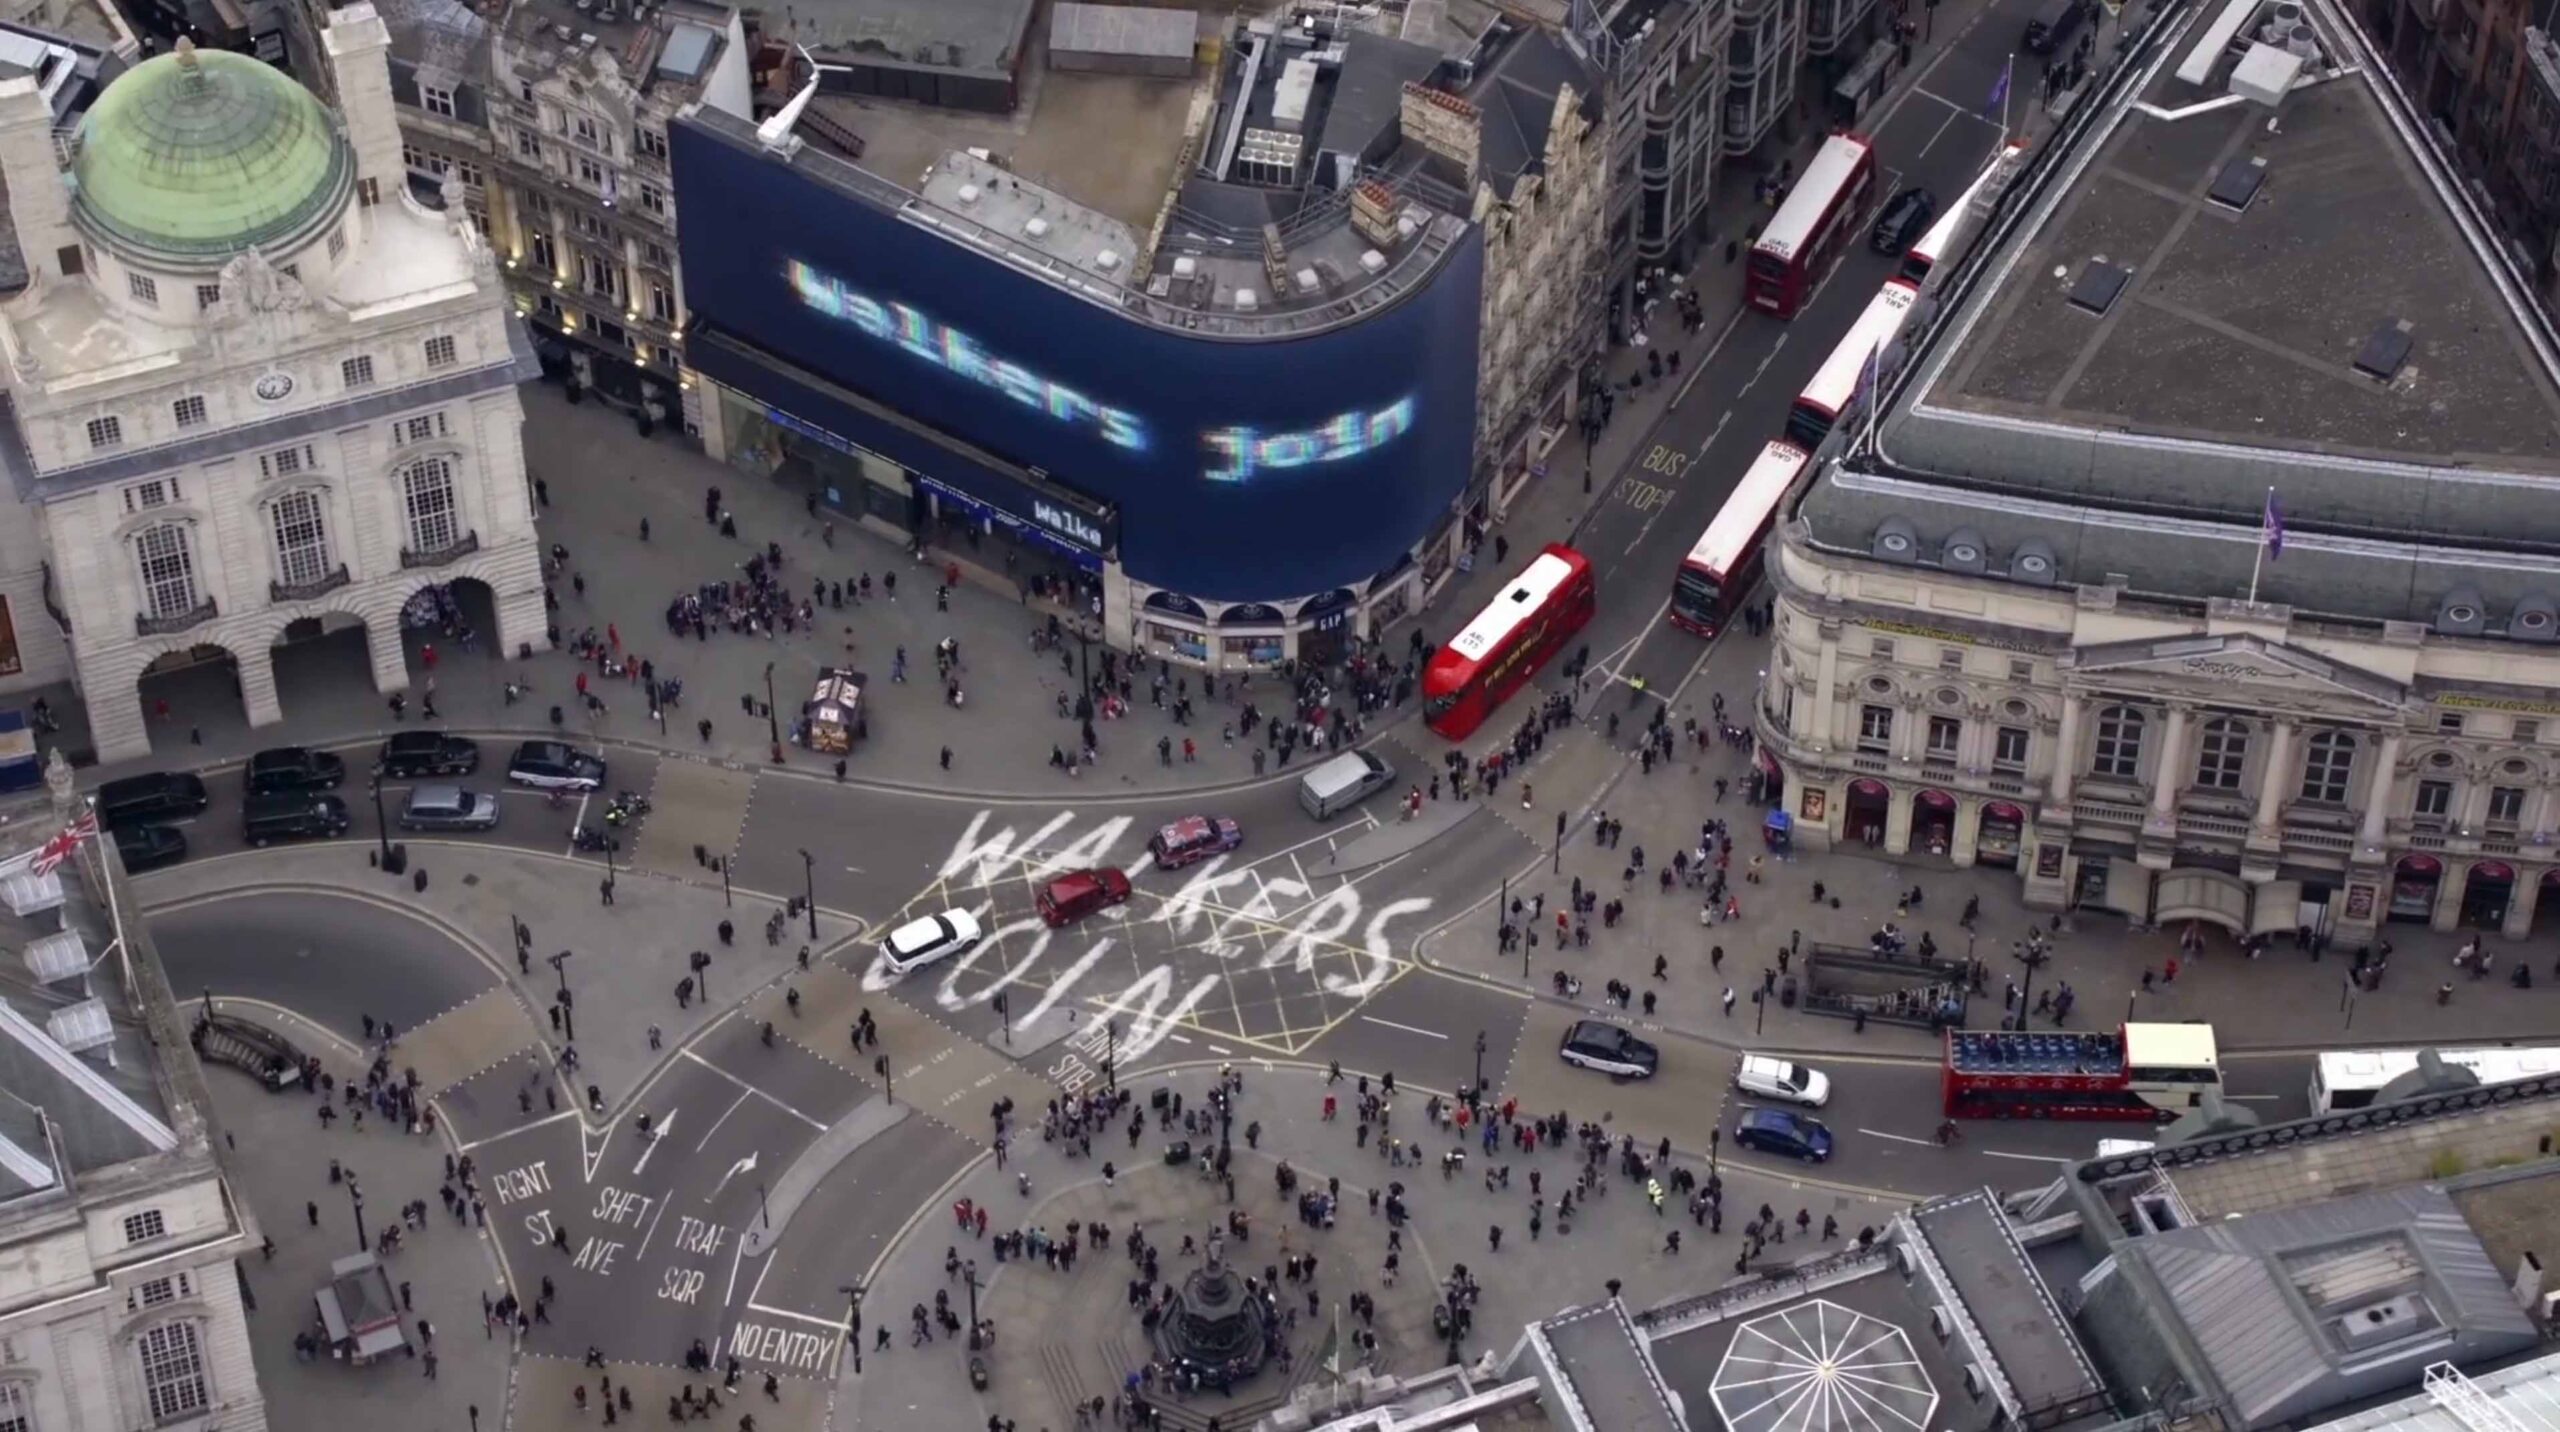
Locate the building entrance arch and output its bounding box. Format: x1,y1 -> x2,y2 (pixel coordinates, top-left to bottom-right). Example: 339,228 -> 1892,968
399,575 -> 500,670
2459,861 -> 2515,931
136,642 -> 246,749
1844,779 -> 1889,847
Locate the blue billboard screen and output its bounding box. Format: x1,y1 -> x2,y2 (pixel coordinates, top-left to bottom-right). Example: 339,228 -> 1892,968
672,118 -> 1485,600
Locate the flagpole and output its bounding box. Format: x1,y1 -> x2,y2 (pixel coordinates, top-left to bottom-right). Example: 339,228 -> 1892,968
2248,485 -> 2272,604
1999,54 -> 2013,142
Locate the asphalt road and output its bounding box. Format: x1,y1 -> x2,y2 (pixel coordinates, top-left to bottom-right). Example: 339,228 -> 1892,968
152,888 -> 501,1038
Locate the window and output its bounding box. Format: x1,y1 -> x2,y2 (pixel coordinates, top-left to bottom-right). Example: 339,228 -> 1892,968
1870,638 -> 1896,662
636,126 -> 667,159
2439,711 -> 2465,734
327,229 -> 346,262
2195,717 -> 2249,790
2299,729 -> 2355,804
529,233 -> 556,273
171,395 -> 206,430
122,1209 -> 166,1244
515,128 -> 542,160
341,355 -> 376,389
194,283 -> 219,310
1937,646 -> 1964,671
0,1379 -> 30,1432
127,272 -> 158,305
2489,785 -> 2528,825
2517,719 -> 2541,743
137,1321 -> 207,1423
134,1276 -> 178,1307
134,524 -> 198,619
424,335 -> 457,368
1857,705 -> 1893,752
401,457 -> 461,553
639,183 -> 665,216
579,253 -> 620,299
123,479 -> 176,513
421,83 -> 455,117
86,415 -> 123,450
1927,715 -> 1961,758
648,281 -> 676,323
2092,705 -> 2146,780
1994,725 -> 2030,769
400,413 -> 448,444
455,160 -> 481,188
517,80 -> 533,103
271,490 -> 332,587
2008,658 -> 2035,682
2415,779 -> 2455,819
260,445 -> 309,479
573,114 -> 599,146
575,156 -> 604,188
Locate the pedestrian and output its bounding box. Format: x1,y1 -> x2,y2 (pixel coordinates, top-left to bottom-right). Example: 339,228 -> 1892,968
940,746 -> 953,771
1721,987 -> 1736,1017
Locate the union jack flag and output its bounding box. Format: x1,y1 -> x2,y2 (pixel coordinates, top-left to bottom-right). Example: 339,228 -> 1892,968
30,810 -> 98,877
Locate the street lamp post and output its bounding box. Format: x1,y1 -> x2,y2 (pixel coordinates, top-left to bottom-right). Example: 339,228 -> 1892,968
1105,1019 -> 1118,1095
369,776 -> 393,866
347,1174 -> 368,1254
1552,810 -> 1565,874
994,992 -> 1011,1046
549,951 -> 575,1044
1473,1031 -> 1486,1100
601,827 -> 617,901
874,1053 -> 893,1103
799,849 -> 819,940
1753,987 -> 1766,1035
718,856 -> 733,909
763,661 -> 781,751
964,1265 -> 984,1350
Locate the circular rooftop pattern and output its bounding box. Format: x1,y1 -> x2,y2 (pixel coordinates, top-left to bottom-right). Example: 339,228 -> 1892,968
1710,1299 -> 1940,1432
71,40 -> 351,265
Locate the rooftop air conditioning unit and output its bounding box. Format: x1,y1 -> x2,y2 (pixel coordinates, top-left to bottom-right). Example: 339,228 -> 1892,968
1358,249 -> 1387,273
955,183 -> 980,205
1095,249 -> 1121,270
1233,288 -> 1259,311
1173,256 -> 1198,277
1024,217 -> 1050,239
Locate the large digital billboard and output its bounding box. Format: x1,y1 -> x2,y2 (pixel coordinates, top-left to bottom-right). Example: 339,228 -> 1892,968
671,116 -> 1485,600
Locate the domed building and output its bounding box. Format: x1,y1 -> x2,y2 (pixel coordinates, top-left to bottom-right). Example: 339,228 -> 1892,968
0,5 -> 540,760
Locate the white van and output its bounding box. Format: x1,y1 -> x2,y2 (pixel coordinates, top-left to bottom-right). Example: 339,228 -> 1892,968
1298,750 -> 1394,820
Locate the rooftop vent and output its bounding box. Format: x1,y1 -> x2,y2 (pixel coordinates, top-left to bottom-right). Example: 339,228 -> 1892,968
1172,255 -> 1198,277
2330,1295 -> 2428,1351
2353,318 -> 2414,381
2209,155 -> 2268,210
955,183 -> 981,205
1294,266 -> 1321,293
1359,248 -> 1387,273
1023,217 -> 1050,239
2512,593 -> 2559,643
1095,249 -> 1121,270
1943,527 -> 1988,574
2437,587 -> 2488,636
2011,539 -> 2060,586
1232,287 -> 1259,311
2068,261 -> 2131,315
1873,516 -> 1919,564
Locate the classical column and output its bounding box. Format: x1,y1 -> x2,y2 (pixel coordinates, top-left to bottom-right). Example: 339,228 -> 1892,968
2356,732 -> 2403,857
2148,704 -> 2194,822
2250,721 -> 2298,841
1810,628 -> 1842,749
1883,786 -> 1915,856
2048,694 -> 2086,807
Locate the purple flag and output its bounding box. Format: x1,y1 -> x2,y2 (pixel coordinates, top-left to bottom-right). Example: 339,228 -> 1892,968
2262,488 -> 2285,560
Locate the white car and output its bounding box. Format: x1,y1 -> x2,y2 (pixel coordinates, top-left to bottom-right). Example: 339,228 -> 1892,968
1735,1054 -> 1831,1107
879,909 -> 984,974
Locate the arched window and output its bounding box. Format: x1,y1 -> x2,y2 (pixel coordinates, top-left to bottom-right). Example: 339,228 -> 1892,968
2299,729 -> 2356,804
133,522 -> 199,619
2195,717 -> 2250,790
2092,705 -> 2145,779
136,1319 -> 208,1421
270,490 -> 332,588
400,457 -> 460,555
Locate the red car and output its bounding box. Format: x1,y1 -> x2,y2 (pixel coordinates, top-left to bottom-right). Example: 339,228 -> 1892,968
1149,816 -> 1243,870
1036,867 -> 1132,927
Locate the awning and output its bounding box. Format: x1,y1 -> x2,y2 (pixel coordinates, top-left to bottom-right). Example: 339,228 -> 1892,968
1982,802 -> 2025,825
2469,860 -> 2516,883
2397,854 -> 2443,877
1849,778 -> 1888,798
2156,869 -> 2248,932
1915,789 -> 1956,809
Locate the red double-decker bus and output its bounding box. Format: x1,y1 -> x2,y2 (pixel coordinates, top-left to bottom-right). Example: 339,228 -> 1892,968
1423,544 -> 1596,740
1670,442 -> 1811,638
1747,131 -> 1877,318
1942,1023 -> 2221,1122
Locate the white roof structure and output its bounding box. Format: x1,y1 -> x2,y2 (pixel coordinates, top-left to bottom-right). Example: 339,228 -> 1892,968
2315,1357 -> 2560,1432
1711,1299 -> 1939,1432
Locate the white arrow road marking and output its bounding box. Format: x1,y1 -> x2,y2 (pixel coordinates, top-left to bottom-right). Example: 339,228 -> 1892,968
711,1151 -> 760,1203
630,1108 -> 680,1176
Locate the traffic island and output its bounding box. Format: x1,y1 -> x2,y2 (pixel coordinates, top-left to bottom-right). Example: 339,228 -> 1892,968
961,1155 -> 1448,1432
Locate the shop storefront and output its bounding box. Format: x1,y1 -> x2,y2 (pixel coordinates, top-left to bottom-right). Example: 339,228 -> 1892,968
2460,860 -> 2515,930
2389,854 -> 2442,923
1912,790 -> 1956,857
1844,779 -> 1889,847
1300,590 -> 1358,667
1977,801 -> 2024,867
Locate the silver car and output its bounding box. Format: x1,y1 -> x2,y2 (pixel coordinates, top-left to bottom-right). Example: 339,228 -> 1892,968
399,784 -> 502,832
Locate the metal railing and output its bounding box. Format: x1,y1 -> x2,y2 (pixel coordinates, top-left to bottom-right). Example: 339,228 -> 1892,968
134,599 -> 218,638
270,566 -> 352,604
2076,1070 -> 2560,1182
400,531 -> 481,569
1634,1245 -> 1895,1331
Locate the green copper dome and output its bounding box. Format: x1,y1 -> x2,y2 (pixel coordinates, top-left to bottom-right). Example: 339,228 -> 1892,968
70,41 -> 352,265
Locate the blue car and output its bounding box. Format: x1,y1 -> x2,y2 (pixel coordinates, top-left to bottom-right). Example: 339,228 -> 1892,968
1734,1107 -> 1834,1163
